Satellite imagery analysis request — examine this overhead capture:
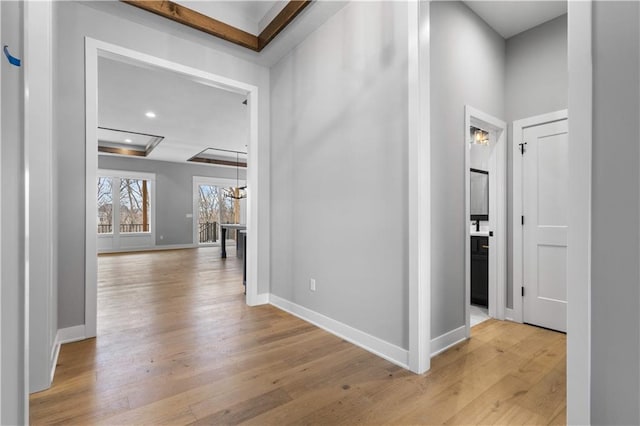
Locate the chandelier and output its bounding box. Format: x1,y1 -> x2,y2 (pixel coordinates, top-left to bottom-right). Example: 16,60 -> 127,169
224,151 -> 247,200
470,126 -> 489,146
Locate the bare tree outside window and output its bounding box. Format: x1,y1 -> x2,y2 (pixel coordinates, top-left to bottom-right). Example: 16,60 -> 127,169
120,178 -> 150,233
197,184 -> 238,243
219,188 -> 236,225
199,184 -> 220,224
97,177 -> 113,234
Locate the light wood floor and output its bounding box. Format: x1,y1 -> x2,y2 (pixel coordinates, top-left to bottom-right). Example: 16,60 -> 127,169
30,247 -> 566,425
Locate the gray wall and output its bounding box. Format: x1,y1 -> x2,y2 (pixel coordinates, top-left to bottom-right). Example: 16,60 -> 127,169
270,1 -> 409,348
591,2 -> 640,423
430,1 -> 505,338
98,155 -> 244,246
505,15 -> 568,123
505,15 -> 568,308
1,1 -> 27,423
54,1 -> 270,329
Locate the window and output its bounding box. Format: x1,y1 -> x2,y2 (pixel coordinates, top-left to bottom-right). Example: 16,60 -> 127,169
195,181 -> 241,244
119,178 -> 150,233
97,177 -> 113,234
97,172 -> 153,235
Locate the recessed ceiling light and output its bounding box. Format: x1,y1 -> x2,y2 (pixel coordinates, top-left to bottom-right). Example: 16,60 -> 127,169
145,111 -> 156,118
124,138 -> 133,143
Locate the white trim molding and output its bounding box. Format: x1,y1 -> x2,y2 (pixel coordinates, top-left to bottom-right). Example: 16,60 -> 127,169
252,293 -> 270,306
49,325 -> 87,384
407,0 -> 431,375
0,2 -> 3,416
430,326 -> 467,357
85,38 -> 265,339
567,0 -> 592,423
24,0 -> 55,396
512,109 -> 568,325
97,169 -> 156,181
56,325 -> 87,345
270,295 -> 410,369
49,340 -> 60,385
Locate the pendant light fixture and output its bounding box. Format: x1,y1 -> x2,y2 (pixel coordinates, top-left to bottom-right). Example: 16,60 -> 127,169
224,151 -> 247,200
470,126 -> 489,146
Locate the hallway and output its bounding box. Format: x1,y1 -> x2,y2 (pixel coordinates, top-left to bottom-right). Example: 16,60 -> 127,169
30,248 -> 565,424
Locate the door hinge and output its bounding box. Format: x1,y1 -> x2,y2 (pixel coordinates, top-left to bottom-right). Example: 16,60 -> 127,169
522,286 -> 525,297
521,215 -> 524,226
519,142 -> 527,155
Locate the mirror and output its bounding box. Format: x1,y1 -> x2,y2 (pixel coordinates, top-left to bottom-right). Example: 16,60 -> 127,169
470,168 -> 488,220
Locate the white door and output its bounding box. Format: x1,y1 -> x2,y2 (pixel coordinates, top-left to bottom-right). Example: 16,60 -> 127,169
522,119 -> 568,332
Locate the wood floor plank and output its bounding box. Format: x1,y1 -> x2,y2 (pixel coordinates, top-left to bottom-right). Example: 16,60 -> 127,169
442,374 -> 533,424
29,247 -> 566,425
514,357 -> 567,421
189,388 -> 293,425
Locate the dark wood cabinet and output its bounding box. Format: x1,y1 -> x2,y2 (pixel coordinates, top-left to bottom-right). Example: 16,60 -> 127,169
471,236 -> 488,307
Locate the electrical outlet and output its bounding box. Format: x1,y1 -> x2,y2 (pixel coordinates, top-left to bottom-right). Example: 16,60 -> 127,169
310,278 -> 316,292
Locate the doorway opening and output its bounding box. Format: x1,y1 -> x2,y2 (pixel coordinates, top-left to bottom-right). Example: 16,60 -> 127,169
85,38 -> 262,339
464,106 -> 507,336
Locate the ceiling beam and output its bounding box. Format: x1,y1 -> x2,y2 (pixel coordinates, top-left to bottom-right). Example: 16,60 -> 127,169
121,0 -> 312,52
122,0 -> 259,51
258,1 -> 312,51
188,157 -> 247,168
98,146 -> 146,157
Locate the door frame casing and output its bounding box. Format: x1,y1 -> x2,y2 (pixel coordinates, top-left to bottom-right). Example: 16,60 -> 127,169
85,37 -> 263,338
407,0 -> 431,374
464,106 -> 507,338
0,0 -> 3,421
510,109 -> 568,324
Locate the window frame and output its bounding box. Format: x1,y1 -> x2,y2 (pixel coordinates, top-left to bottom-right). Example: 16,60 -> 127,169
192,176 -> 242,245
97,169 -> 156,239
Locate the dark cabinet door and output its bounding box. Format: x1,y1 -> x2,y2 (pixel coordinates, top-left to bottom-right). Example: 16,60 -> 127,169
471,236 -> 488,307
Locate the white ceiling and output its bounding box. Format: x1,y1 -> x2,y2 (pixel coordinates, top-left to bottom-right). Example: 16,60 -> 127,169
464,1 -> 567,39
98,56 -> 249,164
174,1 -> 286,35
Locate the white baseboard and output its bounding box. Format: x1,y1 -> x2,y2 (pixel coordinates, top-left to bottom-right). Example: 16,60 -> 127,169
49,338 -> 61,384
249,293 -> 270,306
98,243 -> 197,254
430,325 -> 467,357
56,324 -> 87,345
505,308 -> 522,323
50,325 -> 87,383
269,295 -> 409,369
